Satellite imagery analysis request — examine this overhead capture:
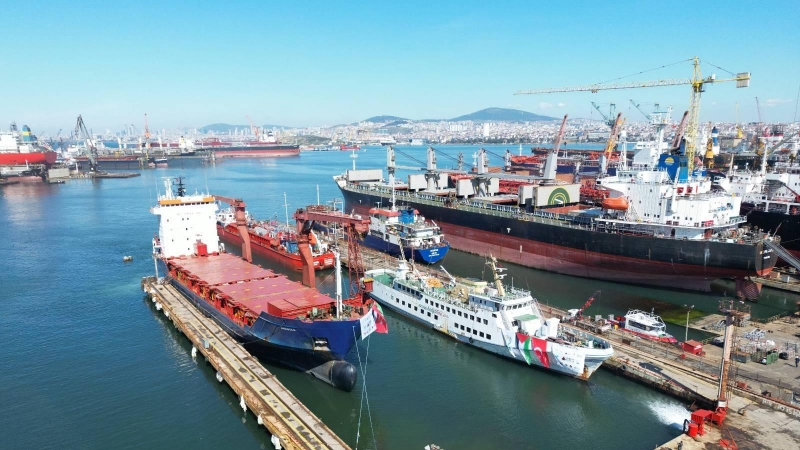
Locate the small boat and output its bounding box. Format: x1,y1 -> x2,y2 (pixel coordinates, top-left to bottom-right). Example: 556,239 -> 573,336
609,309 -> 677,343
154,157 -> 168,167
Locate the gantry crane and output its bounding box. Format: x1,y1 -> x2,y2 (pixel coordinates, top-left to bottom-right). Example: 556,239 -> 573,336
293,207 -> 371,294
516,57 -> 751,171
75,115 -> 98,172
212,195 -> 252,263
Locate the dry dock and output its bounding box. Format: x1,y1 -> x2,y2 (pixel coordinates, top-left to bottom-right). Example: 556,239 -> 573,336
142,277 -> 350,450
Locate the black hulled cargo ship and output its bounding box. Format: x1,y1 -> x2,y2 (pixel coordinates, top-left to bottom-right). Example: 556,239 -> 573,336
336,147 -> 778,295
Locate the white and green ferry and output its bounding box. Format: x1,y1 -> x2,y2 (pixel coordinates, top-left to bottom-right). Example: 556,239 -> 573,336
364,256 -> 614,379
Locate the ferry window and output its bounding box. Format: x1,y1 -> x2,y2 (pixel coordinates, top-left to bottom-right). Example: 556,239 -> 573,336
427,312 -> 431,317
446,307 -> 450,312
454,323 -> 458,329
467,327 -> 471,333
396,298 -> 399,303
483,319 -> 488,325
458,311 -> 462,317
402,301 -> 405,306
461,325 -> 465,330
480,332 -> 485,338
492,313 -> 497,318
473,329 -> 477,335
425,299 -> 428,304
434,315 -> 438,320
487,334 -> 492,340
414,306 -> 418,312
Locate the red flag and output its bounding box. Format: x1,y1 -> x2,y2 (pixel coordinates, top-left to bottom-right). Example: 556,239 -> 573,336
372,303 -> 388,334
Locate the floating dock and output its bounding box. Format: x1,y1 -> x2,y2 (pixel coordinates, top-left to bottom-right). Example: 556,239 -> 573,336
142,277 -> 350,450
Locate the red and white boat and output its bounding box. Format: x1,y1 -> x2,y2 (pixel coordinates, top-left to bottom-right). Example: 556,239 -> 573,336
216,209 -> 335,271
197,131 -> 300,158
609,309 -> 677,343
340,144 -> 360,151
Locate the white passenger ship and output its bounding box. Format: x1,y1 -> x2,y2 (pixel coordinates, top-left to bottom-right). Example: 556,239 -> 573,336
364,256 -> 614,379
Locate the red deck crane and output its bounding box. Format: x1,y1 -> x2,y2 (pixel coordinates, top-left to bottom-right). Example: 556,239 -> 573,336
212,195 -> 252,263
293,206 -> 371,293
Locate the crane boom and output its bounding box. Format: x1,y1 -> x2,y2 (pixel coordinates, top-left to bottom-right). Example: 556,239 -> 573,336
552,114 -> 568,154
213,195 -> 252,263
246,115 -> 260,140
629,99 -> 652,121
515,57 -> 751,172
75,115 -> 98,172
671,111 -> 690,149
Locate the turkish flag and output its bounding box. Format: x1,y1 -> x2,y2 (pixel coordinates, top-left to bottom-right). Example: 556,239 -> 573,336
531,336 -> 550,368
372,303 -> 388,334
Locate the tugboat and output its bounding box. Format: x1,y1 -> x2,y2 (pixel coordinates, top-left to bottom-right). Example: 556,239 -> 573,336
364,255 -> 614,379
609,309 -> 677,343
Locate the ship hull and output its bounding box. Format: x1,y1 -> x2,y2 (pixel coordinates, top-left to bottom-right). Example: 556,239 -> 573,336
0,151 -> 58,166
159,257 -> 361,390
203,145 -> 300,158
362,234 -> 449,264
340,185 -> 776,291
217,224 -> 334,270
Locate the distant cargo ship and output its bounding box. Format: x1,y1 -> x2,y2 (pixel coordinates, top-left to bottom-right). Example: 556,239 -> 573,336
198,131 -> 299,157
340,144 -> 360,151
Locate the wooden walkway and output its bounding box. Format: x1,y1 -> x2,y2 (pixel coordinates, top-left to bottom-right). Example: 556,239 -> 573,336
143,279 -> 350,450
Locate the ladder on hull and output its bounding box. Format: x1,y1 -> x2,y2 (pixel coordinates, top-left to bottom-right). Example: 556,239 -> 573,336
763,239 -> 800,271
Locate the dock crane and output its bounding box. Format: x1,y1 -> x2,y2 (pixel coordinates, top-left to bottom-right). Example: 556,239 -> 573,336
75,115 -> 98,172
516,57 -> 751,172
629,100 -> 661,121
246,115 -> 260,141
212,195 -> 252,263
293,207 -> 371,294
591,102 -> 617,128
143,113 -> 151,150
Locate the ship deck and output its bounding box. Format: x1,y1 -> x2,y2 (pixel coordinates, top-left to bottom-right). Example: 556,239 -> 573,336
167,253 -> 336,316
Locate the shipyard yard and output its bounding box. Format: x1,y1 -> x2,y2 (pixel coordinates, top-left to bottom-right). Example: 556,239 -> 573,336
3,2 -> 800,449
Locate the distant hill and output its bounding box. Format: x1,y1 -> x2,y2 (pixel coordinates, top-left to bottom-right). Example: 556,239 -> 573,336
362,115 -> 408,123
450,107 -> 556,122
199,123 -> 287,133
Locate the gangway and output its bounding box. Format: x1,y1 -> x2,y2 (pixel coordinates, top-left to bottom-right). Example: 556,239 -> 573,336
763,239 -> 800,271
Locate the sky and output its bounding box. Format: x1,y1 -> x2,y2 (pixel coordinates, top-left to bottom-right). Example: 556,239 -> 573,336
2,0 -> 799,133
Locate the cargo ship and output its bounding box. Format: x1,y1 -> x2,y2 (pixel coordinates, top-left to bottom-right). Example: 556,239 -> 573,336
365,255 -> 613,379
361,206 -> 449,264
216,208 -> 335,271
197,131 -> 300,158
151,178 -> 380,391
335,146 -> 778,295
0,123 -> 57,167
340,144 -> 360,151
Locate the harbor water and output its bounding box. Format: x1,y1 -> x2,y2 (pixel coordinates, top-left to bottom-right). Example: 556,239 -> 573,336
2,146 -> 797,449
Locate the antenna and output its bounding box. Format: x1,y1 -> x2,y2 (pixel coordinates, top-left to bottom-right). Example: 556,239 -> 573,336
283,192 -> 290,228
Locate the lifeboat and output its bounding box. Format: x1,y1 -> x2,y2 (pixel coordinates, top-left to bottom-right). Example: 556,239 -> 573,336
601,196 -> 629,210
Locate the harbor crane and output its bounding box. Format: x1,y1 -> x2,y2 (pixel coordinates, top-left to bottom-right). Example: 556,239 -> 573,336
629,100 -> 661,121
75,115 -> 98,172
516,57 -> 751,171
246,115 -> 260,140
293,207 -> 371,294
143,113 -> 151,150
591,102 -> 617,128
212,195 -> 252,263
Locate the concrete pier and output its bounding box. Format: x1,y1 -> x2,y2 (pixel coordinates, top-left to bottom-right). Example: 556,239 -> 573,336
142,278 -> 350,450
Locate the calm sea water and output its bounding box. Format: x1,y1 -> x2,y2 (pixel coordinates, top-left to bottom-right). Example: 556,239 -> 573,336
1,146 -> 796,449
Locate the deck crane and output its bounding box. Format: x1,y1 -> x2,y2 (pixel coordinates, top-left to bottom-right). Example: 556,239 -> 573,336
516,57 -> 751,172
246,115 -> 260,141
293,207 -> 371,294
212,195 -> 252,263
598,113 -> 625,173
75,115 -> 98,172
591,102 -> 617,128
567,290 -> 601,319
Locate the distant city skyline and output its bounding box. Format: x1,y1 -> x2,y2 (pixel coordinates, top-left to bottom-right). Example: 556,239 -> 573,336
2,0 -> 798,132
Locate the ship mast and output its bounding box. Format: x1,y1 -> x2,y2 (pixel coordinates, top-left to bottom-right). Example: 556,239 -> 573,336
487,255 -> 506,298
387,146 -> 396,210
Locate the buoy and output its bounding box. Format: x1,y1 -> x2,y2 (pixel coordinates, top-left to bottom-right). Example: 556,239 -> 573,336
257,415 -> 263,425
123,256 -> 133,262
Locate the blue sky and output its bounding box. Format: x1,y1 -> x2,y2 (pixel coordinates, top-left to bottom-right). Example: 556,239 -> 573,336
2,0 -> 798,132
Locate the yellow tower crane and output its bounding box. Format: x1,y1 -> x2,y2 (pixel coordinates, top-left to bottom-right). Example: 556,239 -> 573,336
515,57 -> 751,171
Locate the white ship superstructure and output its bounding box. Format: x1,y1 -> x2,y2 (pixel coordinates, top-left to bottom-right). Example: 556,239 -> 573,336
151,178 -> 220,258
365,256 -> 613,379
